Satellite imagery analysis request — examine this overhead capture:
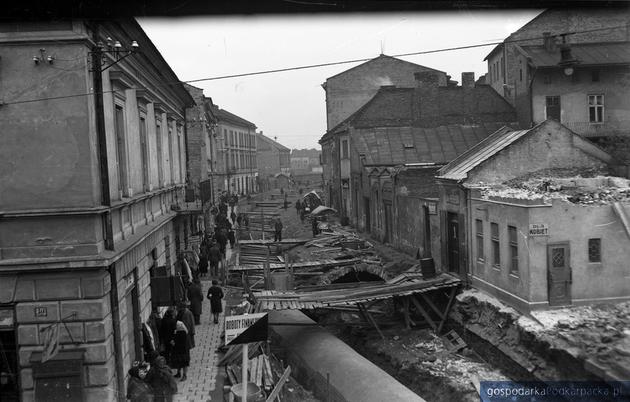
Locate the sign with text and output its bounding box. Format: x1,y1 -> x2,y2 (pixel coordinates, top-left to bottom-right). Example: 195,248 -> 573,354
225,313 -> 267,345
529,223 -> 549,237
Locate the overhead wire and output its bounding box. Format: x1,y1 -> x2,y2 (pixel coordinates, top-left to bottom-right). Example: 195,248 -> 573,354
1,23 -> 626,107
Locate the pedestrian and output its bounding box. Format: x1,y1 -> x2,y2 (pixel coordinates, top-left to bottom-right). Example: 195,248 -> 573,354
312,217 -> 319,237
198,252 -> 208,277
243,214 -> 250,228
127,362 -> 153,402
236,213 -> 243,227
159,309 -> 177,365
216,228 -> 228,257
145,356 -> 177,402
227,228 -> 236,249
208,242 -> 221,277
274,217 -> 283,242
206,280 -> 224,324
171,321 -> 191,381
187,278 -> 203,325
230,210 -> 237,225
295,199 -> 302,216
176,302 -> 195,348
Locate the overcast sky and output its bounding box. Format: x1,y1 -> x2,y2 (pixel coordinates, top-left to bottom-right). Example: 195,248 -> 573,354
139,10 -> 542,150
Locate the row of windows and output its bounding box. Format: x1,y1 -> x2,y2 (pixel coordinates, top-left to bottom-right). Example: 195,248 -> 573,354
114,103 -> 184,198
228,150 -> 257,170
545,94 -> 604,123
224,128 -> 255,148
476,220 -> 603,273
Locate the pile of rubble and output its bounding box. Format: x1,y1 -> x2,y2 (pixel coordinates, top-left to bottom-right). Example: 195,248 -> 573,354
478,169 -> 630,205
304,226 -> 381,263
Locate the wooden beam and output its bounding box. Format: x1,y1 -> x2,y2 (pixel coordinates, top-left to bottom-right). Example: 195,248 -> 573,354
419,293 -> 445,320
409,295 -> 437,331
358,303 -> 385,340
265,365 -> 291,402
437,286 -> 459,334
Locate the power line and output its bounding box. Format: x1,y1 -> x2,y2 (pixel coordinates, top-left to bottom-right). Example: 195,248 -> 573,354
1,24 -> 626,107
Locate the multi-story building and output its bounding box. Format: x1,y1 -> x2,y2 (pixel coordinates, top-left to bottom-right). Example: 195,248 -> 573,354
290,149 -> 323,190
0,19 -> 195,400
256,132 -> 290,192
211,106 -> 258,195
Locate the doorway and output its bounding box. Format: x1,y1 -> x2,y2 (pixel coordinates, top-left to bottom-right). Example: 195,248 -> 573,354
447,212 -> 460,273
547,243 -> 572,306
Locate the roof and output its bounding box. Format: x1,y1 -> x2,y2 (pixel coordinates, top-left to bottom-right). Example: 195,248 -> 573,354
354,122 -> 512,165
257,133 -> 290,151
291,149 -> 321,158
519,42 -> 630,67
253,272 -> 460,312
437,120 -> 614,181
324,54 -> 445,82
211,106 -> 256,129
320,84 -> 516,144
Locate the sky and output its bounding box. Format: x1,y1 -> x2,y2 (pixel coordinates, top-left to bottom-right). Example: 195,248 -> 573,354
139,10 -> 542,150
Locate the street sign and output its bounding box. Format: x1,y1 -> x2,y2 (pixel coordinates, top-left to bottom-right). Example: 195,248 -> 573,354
529,223 -> 549,236
225,313 -> 267,345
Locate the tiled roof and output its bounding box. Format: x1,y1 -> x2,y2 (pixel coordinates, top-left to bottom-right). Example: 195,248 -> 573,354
212,106 -> 257,128
257,133 -> 290,151
520,42 -> 630,67
320,84 -> 516,143
354,123 -> 513,165
324,54 -> 445,82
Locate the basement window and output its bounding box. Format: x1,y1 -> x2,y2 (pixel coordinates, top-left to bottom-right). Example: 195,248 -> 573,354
403,143 -> 415,149
588,238 -> 601,263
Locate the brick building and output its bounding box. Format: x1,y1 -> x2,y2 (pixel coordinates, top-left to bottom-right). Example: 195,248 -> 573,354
436,119 -> 628,312
0,19 -> 196,401
211,106 -> 258,195
321,71 -> 516,261
256,132 -> 290,192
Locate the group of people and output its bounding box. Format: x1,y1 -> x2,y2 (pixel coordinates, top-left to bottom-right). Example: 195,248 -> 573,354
130,281 -> 225,401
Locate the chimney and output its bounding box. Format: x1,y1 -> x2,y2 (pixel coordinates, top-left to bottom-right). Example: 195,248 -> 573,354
543,32 -> 555,51
414,71 -> 441,88
461,72 -> 475,88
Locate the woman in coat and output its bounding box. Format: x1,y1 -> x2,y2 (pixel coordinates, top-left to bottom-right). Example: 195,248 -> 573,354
206,280 -> 224,324
145,356 -> 177,402
127,363 -> 153,402
186,278 -> 204,325
170,321 -> 191,381
158,309 -> 177,365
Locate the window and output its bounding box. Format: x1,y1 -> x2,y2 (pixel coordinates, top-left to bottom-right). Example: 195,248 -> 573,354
139,116 -> 149,191
591,69 -> 600,82
177,130 -> 183,183
588,238 -> 601,263
476,219 -> 484,261
588,95 -> 604,123
491,222 -> 500,267
545,96 -> 561,122
519,68 -> 523,82
508,225 -> 518,274
167,125 -> 174,183
341,139 -> 349,159
543,75 -> 552,85
114,105 -> 128,196
155,119 -> 163,187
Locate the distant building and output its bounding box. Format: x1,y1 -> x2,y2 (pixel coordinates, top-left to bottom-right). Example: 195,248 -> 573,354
437,119 -> 628,312
256,132 -> 291,191
211,106 -> 258,194
0,19 -> 196,400
290,149 -> 322,190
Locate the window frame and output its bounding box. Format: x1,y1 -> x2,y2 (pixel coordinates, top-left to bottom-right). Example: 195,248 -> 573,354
476,219 -> 484,262
588,94 -> 604,124
139,114 -> 149,192
491,222 -> 500,268
508,225 -> 518,275
545,95 -> 561,122
114,103 -> 129,197
588,238 -> 602,263
341,139 -> 349,159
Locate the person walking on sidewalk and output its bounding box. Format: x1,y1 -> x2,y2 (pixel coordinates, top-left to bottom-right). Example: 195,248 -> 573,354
159,309 -> 176,365
176,302 -> 195,349
208,241 -> 221,277
207,280 -> 224,324
187,278 -> 204,325
145,356 -> 177,402
274,217 -> 283,242
126,362 -> 152,402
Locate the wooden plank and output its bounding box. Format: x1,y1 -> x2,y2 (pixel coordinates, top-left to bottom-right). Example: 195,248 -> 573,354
437,285 -> 459,334
358,303 -> 385,340
409,295 -> 438,331
419,293 -> 445,320
265,365 -> 291,402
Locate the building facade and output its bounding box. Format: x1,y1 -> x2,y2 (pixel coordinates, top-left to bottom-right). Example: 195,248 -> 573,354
212,106 -> 258,195
256,132 -> 290,192
290,149 -> 322,189
436,119 -> 627,312
0,19 -> 196,401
